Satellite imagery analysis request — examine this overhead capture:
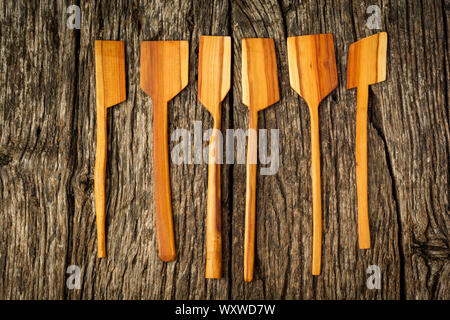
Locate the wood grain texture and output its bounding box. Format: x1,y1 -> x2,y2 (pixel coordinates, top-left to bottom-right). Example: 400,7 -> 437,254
198,36 -> 231,278
94,40 -> 126,258
94,41 -> 127,108
354,85 -> 370,249
287,34 -> 338,107
347,32 -> 388,249
140,41 -> 189,262
242,38 -> 280,281
242,38 -> 280,111
0,0 -> 448,300
287,34 -> 338,275
198,36 -> 231,117
347,33 -> 387,89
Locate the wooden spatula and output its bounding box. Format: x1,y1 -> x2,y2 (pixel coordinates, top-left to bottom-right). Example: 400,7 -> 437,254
242,38 -> 280,282
94,40 -> 126,258
347,32 -> 387,249
198,35 -> 231,278
287,34 -> 338,275
140,41 -> 189,262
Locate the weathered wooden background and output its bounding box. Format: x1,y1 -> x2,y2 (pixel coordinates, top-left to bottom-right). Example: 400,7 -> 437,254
0,0 -> 448,300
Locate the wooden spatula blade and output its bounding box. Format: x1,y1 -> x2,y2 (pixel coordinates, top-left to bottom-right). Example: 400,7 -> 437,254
95,40 -> 126,108
198,36 -> 231,114
242,38 -> 280,111
347,32 -> 387,89
140,41 -> 189,102
287,34 -> 338,107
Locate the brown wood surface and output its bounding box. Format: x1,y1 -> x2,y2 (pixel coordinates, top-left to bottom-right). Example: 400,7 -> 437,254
0,0 -> 448,300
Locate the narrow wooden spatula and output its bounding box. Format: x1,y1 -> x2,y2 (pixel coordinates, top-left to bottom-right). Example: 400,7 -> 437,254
242,38 -> 280,282
140,41 -> 189,261
94,40 -> 126,258
347,32 -> 387,249
287,34 -> 338,275
198,35 -> 231,278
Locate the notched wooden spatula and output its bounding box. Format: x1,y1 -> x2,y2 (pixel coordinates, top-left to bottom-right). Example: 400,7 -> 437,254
287,34 -> 338,275
140,41 -> 189,262
198,35 -> 231,278
347,32 -> 387,249
242,38 -> 280,282
94,40 -> 126,258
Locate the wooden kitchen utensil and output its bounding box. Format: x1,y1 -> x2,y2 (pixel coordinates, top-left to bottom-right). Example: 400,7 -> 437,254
242,38 -> 280,282
140,41 -> 189,262
287,34 -> 338,275
198,35 -> 231,278
94,40 -> 126,258
347,32 -> 387,249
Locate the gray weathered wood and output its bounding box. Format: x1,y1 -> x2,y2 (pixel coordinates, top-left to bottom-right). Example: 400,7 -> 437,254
0,0 -> 448,299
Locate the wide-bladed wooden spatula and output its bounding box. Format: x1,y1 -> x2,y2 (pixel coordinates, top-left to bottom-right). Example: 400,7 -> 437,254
347,32 -> 387,249
287,34 -> 338,275
198,35 -> 231,278
94,40 -> 126,258
242,38 -> 280,282
140,41 -> 189,262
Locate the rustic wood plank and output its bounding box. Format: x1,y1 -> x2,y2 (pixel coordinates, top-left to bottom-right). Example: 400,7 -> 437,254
0,0 -> 447,300
0,0 -> 78,299
369,0 -> 449,299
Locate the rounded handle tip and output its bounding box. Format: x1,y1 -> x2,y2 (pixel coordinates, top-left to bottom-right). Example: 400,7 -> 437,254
159,251 -> 176,262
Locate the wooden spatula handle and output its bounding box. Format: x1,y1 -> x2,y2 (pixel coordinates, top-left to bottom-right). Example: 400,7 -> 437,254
244,110 -> 258,282
356,86 -> 370,249
309,106 -> 322,275
206,120 -> 222,278
153,99 -> 176,262
94,105 -> 107,258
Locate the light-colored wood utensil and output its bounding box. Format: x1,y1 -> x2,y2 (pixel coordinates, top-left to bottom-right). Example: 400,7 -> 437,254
347,32 -> 387,249
198,35 -> 231,278
94,40 -> 126,258
242,38 -> 280,282
287,34 -> 338,275
140,41 -> 189,262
